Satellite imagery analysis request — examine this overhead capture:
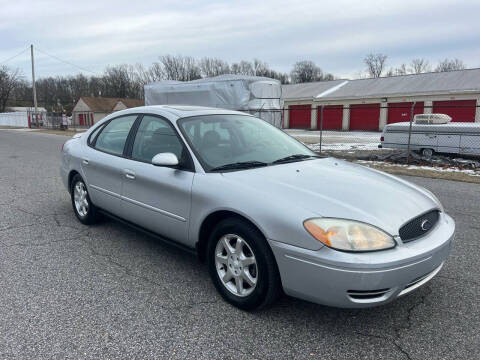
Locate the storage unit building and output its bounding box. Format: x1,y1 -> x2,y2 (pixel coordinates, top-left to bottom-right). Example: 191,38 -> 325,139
349,104 -> 380,131
387,102 -> 424,124
432,100 -> 477,122
317,105 -> 343,130
289,105 -> 311,128
282,69 -> 480,131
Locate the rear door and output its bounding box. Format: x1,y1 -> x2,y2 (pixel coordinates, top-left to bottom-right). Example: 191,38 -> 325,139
120,114 -> 195,245
82,114 -> 138,215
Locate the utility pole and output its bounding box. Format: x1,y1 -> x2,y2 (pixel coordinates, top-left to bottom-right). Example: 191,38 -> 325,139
406,101 -> 416,164
30,44 -> 38,126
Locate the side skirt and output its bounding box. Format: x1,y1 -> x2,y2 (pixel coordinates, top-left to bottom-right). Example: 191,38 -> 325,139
98,209 -> 198,257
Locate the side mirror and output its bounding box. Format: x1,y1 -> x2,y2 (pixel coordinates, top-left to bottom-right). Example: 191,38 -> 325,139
151,152 -> 179,167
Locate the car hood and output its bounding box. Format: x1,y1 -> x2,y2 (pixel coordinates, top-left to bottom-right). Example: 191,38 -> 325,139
221,158 -> 440,236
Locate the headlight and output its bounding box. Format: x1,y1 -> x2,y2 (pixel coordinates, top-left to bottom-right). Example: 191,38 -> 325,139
303,218 -> 395,252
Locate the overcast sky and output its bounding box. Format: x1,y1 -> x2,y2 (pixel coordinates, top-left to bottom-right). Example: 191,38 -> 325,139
1,0 -> 479,79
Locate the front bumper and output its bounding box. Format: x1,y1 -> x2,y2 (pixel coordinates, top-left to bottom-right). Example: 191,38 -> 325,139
269,213 -> 454,308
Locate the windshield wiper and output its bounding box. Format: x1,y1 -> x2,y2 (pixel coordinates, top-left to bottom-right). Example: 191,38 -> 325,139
271,154 -> 321,164
210,161 -> 269,172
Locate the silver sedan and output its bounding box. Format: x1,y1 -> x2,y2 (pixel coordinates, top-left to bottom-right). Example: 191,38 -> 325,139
60,105 -> 454,310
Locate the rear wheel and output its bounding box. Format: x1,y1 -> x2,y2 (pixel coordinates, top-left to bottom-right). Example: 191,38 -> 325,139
207,217 -> 281,310
421,148 -> 434,158
70,174 -> 99,225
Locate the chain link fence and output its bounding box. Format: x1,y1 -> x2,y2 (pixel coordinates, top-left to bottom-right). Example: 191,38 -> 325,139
1,103 -> 479,169
273,103 -> 480,165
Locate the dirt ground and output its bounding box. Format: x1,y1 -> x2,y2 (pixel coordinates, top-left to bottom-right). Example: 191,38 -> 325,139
37,129 -> 85,136
356,161 -> 480,184
0,126 -> 23,129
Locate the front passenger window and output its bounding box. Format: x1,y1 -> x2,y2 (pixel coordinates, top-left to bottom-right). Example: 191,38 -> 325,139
94,115 -> 137,155
132,115 -> 185,164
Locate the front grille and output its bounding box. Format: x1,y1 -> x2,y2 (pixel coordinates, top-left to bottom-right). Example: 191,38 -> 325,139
399,210 -> 440,243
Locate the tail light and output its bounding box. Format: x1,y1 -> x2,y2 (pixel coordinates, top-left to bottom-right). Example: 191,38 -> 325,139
380,136 -> 384,142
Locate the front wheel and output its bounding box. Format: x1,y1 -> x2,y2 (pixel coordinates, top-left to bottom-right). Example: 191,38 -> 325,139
207,218 -> 281,310
70,174 -> 99,225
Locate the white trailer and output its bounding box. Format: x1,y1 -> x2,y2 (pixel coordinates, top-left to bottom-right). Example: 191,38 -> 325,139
144,75 -> 283,127
380,114 -> 480,156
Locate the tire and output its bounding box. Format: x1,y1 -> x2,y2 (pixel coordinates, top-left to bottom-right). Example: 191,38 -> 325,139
421,148 -> 434,158
70,174 -> 99,225
207,217 -> 282,310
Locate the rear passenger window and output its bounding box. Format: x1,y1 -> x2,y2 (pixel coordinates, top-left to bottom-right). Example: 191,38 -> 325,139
94,115 -> 137,155
88,124 -> 105,145
131,115 -> 184,163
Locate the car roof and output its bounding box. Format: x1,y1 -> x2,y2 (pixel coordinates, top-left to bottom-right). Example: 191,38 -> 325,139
115,105 -> 252,120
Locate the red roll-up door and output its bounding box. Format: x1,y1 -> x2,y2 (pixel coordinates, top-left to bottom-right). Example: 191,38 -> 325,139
289,105 -> 311,128
387,102 -> 424,124
79,114 -> 84,126
349,104 -> 380,131
317,105 -> 343,130
433,100 -> 476,122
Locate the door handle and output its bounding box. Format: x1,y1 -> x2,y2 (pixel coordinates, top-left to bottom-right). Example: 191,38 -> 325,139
82,159 -> 89,165
124,169 -> 136,180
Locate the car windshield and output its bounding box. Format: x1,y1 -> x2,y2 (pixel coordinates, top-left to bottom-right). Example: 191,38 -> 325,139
178,114 -> 318,171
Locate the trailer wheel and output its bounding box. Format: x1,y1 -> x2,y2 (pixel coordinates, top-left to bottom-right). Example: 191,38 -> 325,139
421,148 -> 434,158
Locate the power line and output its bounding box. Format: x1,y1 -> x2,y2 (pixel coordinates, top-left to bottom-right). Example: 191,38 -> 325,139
35,47 -> 99,75
0,47 -> 30,65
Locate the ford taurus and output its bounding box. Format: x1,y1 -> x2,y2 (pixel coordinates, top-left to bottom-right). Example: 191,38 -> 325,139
60,105 -> 454,310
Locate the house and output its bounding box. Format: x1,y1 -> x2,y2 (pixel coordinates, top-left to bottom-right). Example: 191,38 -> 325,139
112,98 -> 145,112
282,68 -> 480,131
72,97 -> 144,126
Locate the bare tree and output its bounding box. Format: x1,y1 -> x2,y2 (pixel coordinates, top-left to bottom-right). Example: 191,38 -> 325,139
158,55 -> 201,81
0,66 -> 23,112
230,60 -> 255,76
101,64 -> 145,99
252,59 -> 270,76
410,58 -> 430,74
396,63 -> 408,75
364,53 -> 388,78
290,61 -> 324,83
198,57 -> 230,78
435,58 -> 465,72
386,63 -> 409,77
88,76 -> 105,98
323,73 -> 335,81
148,62 -> 165,82
132,64 -> 156,87
102,65 -> 130,98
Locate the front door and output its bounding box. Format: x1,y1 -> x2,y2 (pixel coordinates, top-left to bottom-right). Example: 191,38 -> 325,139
120,115 -> 194,245
82,114 -> 138,215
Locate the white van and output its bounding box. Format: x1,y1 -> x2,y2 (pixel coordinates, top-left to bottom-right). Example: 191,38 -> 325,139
380,114 -> 480,156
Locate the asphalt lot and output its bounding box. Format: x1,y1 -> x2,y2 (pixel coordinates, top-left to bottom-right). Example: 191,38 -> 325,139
0,129 -> 478,359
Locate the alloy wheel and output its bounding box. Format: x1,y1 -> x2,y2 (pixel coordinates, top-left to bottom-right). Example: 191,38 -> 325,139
73,181 -> 89,217
215,234 -> 258,297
